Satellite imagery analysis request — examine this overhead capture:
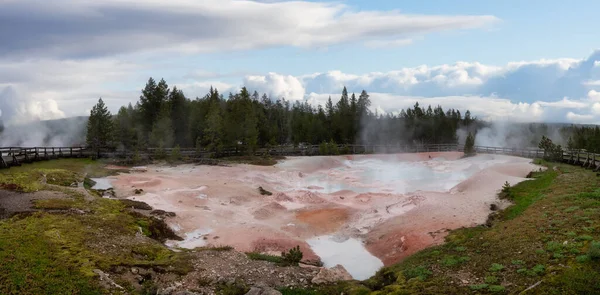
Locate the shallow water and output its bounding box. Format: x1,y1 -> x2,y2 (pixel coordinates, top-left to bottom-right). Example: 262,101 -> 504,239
90,178 -> 113,190
167,228 -> 213,249
307,235 -> 384,280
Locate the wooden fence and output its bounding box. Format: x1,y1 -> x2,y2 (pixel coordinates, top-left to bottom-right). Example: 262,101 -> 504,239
1,144 -> 599,171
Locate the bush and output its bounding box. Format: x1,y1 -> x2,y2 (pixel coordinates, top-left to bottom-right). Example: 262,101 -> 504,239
319,141 -> 329,155
403,266 -> 432,281
464,132 -> 476,156
538,136 -> 564,162
489,263 -> 504,272
169,145 -> 182,163
282,245 -> 303,266
588,241 -> 600,260
328,140 -> 339,155
488,285 -> 505,292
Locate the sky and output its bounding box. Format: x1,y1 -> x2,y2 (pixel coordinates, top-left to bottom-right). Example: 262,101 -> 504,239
1,0 -> 600,124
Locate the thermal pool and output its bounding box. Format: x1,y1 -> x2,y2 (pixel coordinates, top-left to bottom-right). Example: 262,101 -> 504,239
108,152 -> 539,280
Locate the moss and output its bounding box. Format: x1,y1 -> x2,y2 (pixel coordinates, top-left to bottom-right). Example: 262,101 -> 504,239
0,189 -> 191,294
33,199 -> 83,210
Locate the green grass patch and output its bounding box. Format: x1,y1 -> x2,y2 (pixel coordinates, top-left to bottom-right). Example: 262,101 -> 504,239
246,252 -> 284,264
0,194 -> 191,294
221,155 -> 284,166
501,169 -> 557,220
489,263 -> 504,272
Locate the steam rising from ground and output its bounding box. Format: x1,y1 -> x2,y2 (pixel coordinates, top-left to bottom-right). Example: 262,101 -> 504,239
0,117 -> 87,147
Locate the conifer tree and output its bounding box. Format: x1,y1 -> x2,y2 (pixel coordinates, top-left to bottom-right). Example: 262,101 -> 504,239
86,98 -> 113,158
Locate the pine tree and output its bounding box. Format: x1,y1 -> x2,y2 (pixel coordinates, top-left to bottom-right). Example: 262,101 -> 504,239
464,132 -> 475,156
168,86 -> 188,147
86,98 -> 114,158
204,102 -> 224,156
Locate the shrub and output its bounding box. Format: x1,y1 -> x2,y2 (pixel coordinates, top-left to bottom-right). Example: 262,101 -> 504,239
319,142 -> 329,155
464,132 -> 476,156
132,149 -> 142,164
282,246 -> 303,266
488,285 -> 505,292
169,145 -> 182,163
328,140 -> 339,155
588,241 -> 600,260
246,252 -> 284,264
485,276 -> 498,284
532,264 -> 545,275
538,136 -> 563,162
469,284 -> 488,290
216,280 -> 249,295
576,255 -> 589,263
403,266 -> 432,281
502,181 -> 511,193
489,263 -> 504,272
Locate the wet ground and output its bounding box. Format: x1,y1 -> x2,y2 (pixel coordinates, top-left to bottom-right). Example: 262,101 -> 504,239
102,152 -> 539,279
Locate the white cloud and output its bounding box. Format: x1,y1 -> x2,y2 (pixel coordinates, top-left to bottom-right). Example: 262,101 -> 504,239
0,0 -> 498,58
566,112 -> 595,123
588,90 -> 600,101
244,73 -> 305,100
243,51 -> 600,123
537,98 -> 588,109
364,38 -> 414,49
592,103 -> 600,115
583,80 -> 600,86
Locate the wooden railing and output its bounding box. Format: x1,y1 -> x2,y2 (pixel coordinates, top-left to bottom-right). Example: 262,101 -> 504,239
0,144 -> 599,171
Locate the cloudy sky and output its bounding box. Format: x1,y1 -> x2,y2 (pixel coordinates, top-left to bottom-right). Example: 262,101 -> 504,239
1,0 -> 600,124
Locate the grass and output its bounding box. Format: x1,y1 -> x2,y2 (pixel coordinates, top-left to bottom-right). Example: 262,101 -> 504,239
221,155 -> 285,166
0,159 -> 192,294
246,252 -> 285,264
294,161 -> 600,294
0,158 -> 121,192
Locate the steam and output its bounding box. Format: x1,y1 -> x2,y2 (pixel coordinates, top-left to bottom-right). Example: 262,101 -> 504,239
0,86 -> 83,147
470,121 -> 568,148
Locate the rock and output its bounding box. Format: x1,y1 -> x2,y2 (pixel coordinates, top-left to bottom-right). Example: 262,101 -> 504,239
131,267 -> 139,274
93,269 -> 124,290
151,209 -> 177,218
311,265 -> 353,284
245,286 -> 282,295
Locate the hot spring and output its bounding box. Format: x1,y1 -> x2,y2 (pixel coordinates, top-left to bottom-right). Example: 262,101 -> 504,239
107,152 -> 539,279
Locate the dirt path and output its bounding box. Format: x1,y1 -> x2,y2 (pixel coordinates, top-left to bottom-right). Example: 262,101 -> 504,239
0,189 -> 67,219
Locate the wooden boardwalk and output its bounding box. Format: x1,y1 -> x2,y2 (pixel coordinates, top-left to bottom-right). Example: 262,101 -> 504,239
1,144 -> 599,171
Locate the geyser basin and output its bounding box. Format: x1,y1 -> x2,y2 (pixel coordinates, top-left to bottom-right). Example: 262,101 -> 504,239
276,153 -> 509,194
110,152 -> 539,279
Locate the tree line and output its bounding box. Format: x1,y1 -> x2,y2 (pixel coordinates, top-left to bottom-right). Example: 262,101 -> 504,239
87,77 -> 482,156
567,125 -> 600,153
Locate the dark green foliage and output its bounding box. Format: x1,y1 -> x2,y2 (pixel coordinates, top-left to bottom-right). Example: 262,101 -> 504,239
216,280 -> 249,295
588,241 -> 600,259
86,98 -> 113,157
169,145 -> 182,163
566,125 -> 600,153
281,246 -> 303,266
464,132 -> 476,156
246,252 -> 284,264
538,136 -> 564,162
403,266 -> 432,280
91,78 -> 481,155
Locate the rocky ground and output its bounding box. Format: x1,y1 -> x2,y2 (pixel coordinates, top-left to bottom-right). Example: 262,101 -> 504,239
138,249 -> 352,294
